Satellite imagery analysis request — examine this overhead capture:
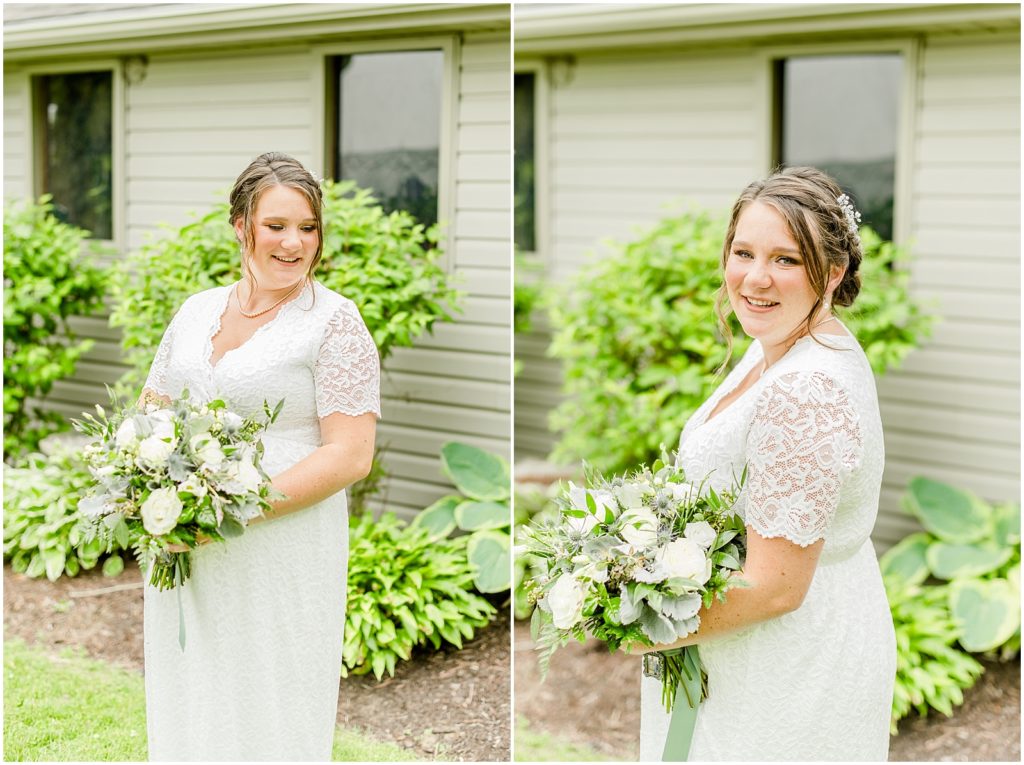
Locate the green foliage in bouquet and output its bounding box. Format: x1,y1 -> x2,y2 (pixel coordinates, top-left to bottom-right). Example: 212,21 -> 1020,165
896,477 -> 1021,657
548,209 -> 935,474
411,442 -> 511,594
342,511 -> 496,680
513,483 -> 559,620
3,196 -> 109,460
3,442 -> 126,581
882,575 -> 984,734
109,179 -> 460,398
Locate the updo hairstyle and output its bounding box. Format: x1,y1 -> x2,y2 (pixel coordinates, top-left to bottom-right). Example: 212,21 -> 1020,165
228,152 -> 325,282
715,166 -> 864,357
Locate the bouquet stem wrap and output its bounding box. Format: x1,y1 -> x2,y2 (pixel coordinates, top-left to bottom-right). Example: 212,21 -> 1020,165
649,646 -> 705,761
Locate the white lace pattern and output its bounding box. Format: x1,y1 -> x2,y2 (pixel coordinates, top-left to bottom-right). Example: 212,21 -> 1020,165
142,280 -> 380,761
640,330 -> 895,762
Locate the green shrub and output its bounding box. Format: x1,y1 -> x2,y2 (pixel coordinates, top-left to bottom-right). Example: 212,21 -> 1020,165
514,254 -> 546,377
109,179 -> 459,398
412,442 -> 511,594
3,442 -> 125,581
883,575 -> 984,734
343,511 -> 496,680
548,210 -> 935,474
3,196 -> 109,459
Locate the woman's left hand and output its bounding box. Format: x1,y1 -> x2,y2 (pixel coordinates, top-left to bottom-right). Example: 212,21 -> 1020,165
166,531 -> 212,554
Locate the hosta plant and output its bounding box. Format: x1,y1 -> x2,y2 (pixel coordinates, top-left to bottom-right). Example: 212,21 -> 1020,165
893,476 -> 1021,656
883,574 -> 984,733
3,442 -> 126,581
342,511 -> 496,680
412,442 -> 511,593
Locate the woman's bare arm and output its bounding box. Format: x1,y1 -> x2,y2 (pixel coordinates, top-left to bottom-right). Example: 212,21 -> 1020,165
636,529 -> 824,652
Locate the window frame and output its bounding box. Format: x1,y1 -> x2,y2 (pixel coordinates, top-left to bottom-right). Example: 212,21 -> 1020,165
512,57 -> 550,264
312,36 -> 458,266
24,58 -> 125,250
754,38 -> 920,245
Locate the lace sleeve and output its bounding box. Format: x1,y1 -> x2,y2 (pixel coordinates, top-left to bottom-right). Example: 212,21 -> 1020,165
314,301 -> 382,419
143,308 -> 181,398
744,371 -> 862,546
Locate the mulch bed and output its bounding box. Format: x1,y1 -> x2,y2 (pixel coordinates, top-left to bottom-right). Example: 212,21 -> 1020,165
3,562 -> 510,762
514,620 -> 1021,762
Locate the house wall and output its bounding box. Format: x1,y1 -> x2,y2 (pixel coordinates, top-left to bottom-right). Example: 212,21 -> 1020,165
516,28 -> 1020,550
4,29 -> 511,521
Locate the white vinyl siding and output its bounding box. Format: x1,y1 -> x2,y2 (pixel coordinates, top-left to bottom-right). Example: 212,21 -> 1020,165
874,31 -> 1021,547
3,71 -> 30,199
5,26 -> 510,523
515,25 -> 1020,551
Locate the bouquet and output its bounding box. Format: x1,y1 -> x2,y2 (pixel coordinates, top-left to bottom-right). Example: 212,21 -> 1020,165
73,391 -> 283,593
520,455 -> 747,727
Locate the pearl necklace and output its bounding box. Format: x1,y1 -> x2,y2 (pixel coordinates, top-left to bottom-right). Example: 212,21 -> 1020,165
759,313 -> 836,378
235,280 -> 302,319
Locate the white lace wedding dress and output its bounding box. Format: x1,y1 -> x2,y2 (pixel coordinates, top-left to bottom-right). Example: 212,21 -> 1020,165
141,280 -> 380,761
640,328 -> 896,761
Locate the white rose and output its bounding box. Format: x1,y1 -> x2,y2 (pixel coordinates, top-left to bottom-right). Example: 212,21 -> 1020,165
546,574 -> 586,629
669,482 -> 697,503
140,487 -> 183,536
177,473 -> 207,498
221,411 -> 244,432
657,537 -> 712,586
233,458 -> 263,494
146,409 -> 176,441
614,482 -> 646,509
684,521 -> 718,549
94,465 -> 116,478
137,434 -> 176,466
190,433 -> 224,470
619,506 -> 660,549
115,419 -> 138,449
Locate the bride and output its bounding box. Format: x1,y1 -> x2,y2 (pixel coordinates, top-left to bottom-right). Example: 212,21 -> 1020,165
140,152 -> 380,761
638,166 -> 896,761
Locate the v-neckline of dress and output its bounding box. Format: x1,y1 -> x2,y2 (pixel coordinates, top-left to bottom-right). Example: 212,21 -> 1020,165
206,281 -> 311,372
697,326 -> 857,430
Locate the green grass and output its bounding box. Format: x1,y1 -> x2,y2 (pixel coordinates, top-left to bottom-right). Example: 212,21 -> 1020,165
3,640 -> 419,761
514,715 -> 617,761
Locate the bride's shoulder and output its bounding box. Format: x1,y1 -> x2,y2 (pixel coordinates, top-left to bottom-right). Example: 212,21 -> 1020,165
308,280 -> 361,317
175,284 -> 231,314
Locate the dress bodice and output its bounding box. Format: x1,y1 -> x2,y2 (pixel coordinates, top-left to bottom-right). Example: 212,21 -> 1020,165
143,280 -> 381,474
676,327 -> 884,563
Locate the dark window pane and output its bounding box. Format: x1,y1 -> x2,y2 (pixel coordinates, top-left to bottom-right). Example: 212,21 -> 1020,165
514,72 -> 536,252
779,54 -> 902,240
34,71 -> 113,239
334,51 -> 442,228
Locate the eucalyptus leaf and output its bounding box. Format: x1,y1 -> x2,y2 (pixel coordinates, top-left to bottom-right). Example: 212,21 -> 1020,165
639,605 -> 677,645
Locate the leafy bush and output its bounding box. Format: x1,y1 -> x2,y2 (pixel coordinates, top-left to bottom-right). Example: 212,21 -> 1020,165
3,441 -> 126,581
109,179 -> 459,398
412,442 -> 511,593
884,575 -> 984,734
548,210 -> 935,474
3,196 -> 109,459
514,254 -> 546,377
889,477 -> 1020,657
342,511 -> 496,680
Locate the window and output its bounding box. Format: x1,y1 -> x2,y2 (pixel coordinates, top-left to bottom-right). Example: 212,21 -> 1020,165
775,54 -> 902,241
32,70 -> 113,240
328,51 -> 443,229
514,72 -> 536,252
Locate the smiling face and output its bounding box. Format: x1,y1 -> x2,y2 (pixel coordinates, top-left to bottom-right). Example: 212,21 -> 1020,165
234,184 -> 319,291
724,200 -> 825,353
